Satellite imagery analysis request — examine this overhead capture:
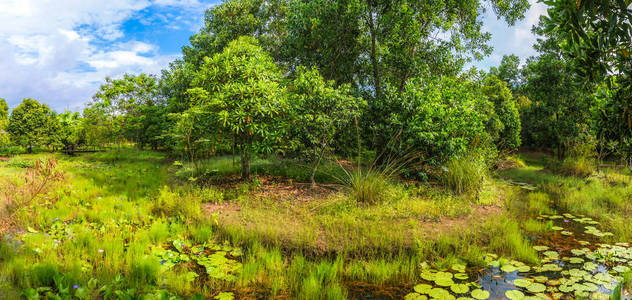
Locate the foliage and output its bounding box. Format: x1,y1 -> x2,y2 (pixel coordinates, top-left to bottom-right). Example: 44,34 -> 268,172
489,54 -> 521,91
55,110 -> 84,150
90,74 -> 165,150
190,36 -> 290,178
7,98 -> 59,153
0,98 -> 9,149
481,75 -> 521,151
519,54 -> 596,158
289,67 -> 365,185
182,0 -> 287,68
379,77 -> 491,166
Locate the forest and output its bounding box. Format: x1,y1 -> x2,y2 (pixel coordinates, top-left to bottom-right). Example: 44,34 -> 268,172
1,0 -> 631,299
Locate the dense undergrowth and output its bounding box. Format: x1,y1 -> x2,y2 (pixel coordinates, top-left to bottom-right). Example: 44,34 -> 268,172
0,149 -> 630,299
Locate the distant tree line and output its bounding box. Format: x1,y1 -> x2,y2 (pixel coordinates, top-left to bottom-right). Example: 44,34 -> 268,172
1,0 -> 629,175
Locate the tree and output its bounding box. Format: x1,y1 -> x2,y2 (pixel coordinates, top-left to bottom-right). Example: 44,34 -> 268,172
190,36 -> 290,178
0,98 -> 9,149
56,111 -> 83,150
90,74 -> 163,150
290,67 -> 366,186
7,98 -> 57,153
182,0 -> 288,69
381,77 -> 491,165
541,0 -> 632,166
519,55 -> 595,158
481,75 -> 521,152
489,54 -> 521,91
540,0 -> 631,84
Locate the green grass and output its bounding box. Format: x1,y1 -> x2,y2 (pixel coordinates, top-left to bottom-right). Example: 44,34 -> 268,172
1,149 -> 630,298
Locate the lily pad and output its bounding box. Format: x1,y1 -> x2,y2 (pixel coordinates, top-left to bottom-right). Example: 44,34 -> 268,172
450,284 -> 469,294
471,289 -> 490,300
505,290 -> 525,300
533,246 -> 549,251
513,278 -> 532,288
414,284 -> 432,294
526,283 -> 546,293
429,288 -> 454,300
501,264 -> 518,273
454,273 -> 469,280
404,293 -> 428,300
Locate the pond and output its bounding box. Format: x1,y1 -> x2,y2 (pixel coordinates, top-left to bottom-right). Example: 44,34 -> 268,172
399,213 -> 632,300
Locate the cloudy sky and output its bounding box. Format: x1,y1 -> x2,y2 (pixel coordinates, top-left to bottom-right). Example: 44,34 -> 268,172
0,0 -> 547,111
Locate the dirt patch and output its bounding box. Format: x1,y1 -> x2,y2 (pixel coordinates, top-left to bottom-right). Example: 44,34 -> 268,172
420,205 -> 503,236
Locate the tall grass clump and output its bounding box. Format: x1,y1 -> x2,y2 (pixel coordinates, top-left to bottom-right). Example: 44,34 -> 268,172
547,156 -> 595,177
440,152 -> 488,195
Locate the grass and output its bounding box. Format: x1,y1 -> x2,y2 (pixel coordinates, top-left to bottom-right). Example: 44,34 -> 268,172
439,152 -> 488,196
1,149 -> 630,298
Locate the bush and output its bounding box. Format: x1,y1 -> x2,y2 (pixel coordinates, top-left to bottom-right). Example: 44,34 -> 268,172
374,77 -> 492,165
439,152 -> 488,195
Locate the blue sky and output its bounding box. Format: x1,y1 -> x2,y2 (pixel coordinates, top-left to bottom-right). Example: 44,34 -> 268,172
0,0 -> 546,112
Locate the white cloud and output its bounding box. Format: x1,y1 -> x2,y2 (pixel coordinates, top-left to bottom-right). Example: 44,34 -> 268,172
0,0 -> 209,111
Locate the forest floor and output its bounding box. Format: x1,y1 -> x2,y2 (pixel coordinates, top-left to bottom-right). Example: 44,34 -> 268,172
0,150 -> 631,299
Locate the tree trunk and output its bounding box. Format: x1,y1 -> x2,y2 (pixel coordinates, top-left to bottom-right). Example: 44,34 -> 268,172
367,6 -> 381,100
241,149 -> 251,179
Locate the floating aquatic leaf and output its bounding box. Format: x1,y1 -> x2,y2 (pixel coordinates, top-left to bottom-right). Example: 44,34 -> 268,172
421,271 -> 435,281
551,226 -> 564,231
513,278 -> 532,288
568,257 -> 584,264
435,277 -> 454,287
543,251 -> 559,259
429,288 -> 454,300
505,290 -> 524,300
533,276 -> 548,283
561,231 -> 573,236
450,284 -> 469,294
471,289 -> 490,300
517,265 -> 531,272
414,284 -> 432,294
454,273 -> 469,280
404,293 -> 428,300
451,264 -> 467,273
571,248 -> 588,256
583,261 -> 597,272
533,246 -> 549,251
526,283 -> 546,293
613,265 -> 630,273
501,264 -> 518,273
546,279 -> 561,286
591,292 -> 609,300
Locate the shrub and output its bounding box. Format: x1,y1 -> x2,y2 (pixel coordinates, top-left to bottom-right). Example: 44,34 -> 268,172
374,77 -> 492,165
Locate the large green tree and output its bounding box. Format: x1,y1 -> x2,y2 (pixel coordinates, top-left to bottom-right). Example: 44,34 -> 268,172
520,54 -> 595,158
7,98 -> 57,153
290,67 -> 366,186
540,0 -> 632,166
90,74 -> 164,150
190,36 -> 290,178
481,74 -> 522,151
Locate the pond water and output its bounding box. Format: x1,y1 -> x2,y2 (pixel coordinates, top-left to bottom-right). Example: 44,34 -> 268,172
399,213 -> 632,300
